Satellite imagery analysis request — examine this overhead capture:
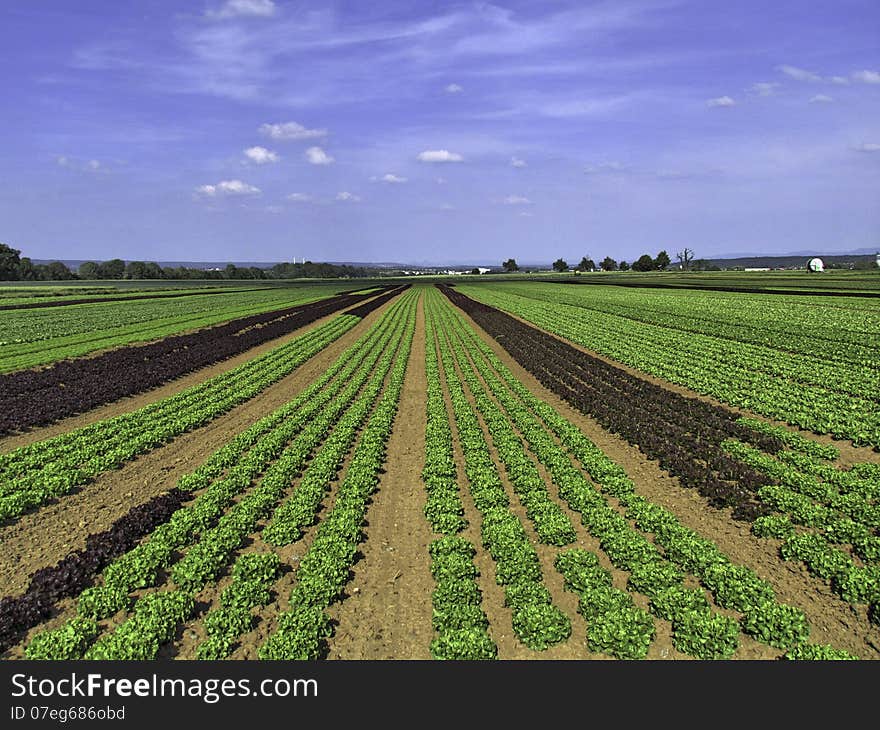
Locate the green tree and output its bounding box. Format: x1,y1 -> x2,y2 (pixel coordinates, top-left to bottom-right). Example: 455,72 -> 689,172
632,254 -> 655,272
502,258 -> 519,272
654,250 -> 671,270
98,258 -> 126,279
0,243 -> 22,280
125,261 -> 149,279
16,257 -> 40,281
41,261 -> 76,280
143,262 -> 164,279
552,258 -> 569,272
576,256 -> 595,271
600,256 -> 617,271
470,267 -> 481,275
78,261 -> 101,279
619,260 -> 630,271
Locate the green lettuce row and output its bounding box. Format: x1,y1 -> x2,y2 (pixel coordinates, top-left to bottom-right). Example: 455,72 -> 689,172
259,293 -> 417,660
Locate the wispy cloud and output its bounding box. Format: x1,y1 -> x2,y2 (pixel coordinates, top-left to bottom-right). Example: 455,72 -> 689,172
444,83 -> 463,94
809,94 -> 833,104
371,173 -> 407,183
749,82 -> 780,97
287,192 -> 314,202
777,64 -> 822,82
207,0 -> 277,20
55,155 -> 107,173
259,121 -> 327,140
195,179 -> 261,197
305,146 -> 334,165
500,195 -> 532,205
417,149 -> 464,163
510,157 -> 527,168
852,69 -> 880,84
336,191 -> 361,202
855,143 -> 880,152
706,95 -> 735,108
243,145 -> 279,164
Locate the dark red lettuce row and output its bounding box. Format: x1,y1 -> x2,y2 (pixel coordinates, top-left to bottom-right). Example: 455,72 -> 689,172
0,286 -> 397,435
438,284 -> 781,521
0,488 -> 188,652
0,287 -> 270,312
344,284 -> 410,318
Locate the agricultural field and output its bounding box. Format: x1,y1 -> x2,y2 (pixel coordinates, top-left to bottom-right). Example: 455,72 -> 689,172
0,282 -> 358,372
1,280 -> 879,661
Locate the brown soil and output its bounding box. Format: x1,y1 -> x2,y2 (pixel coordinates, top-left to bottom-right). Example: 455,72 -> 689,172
325,294 -> 435,659
0,298 -> 397,597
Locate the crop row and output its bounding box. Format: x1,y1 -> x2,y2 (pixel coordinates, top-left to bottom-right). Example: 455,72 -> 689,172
426,290 -> 572,652
0,315 -> 356,523
459,282 -> 880,448
721,439 -> 880,619
433,290 -> 859,659
258,293 -> 417,659
488,282 -> 877,368
439,284 -> 779,521
0,284 -> 354,372
0,489 -> 188,652
422,304 -> 496,660
0,285 -> 402,434
21,290 -> 415,659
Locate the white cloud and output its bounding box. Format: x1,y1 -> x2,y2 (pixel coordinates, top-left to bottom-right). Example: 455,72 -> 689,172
195,179 -> 261,197
749,82 -> 780,97
830,76 -> 850,85
510,157 -> 527,168
259,121 -> 327,140
809,94 -> 833,104
853,70 -> 880,84
243,146 -> 279,164
207,0 -> 276,20
287,192 -> 313,202
855,143 -> 880,152
417,149 -> 464,163
371,173 -> 407,183
336,191 -> 361,202
706,96 -> 735,107
777,65 -> 822,82
305,146 -> 334,165
445,83 -> 463,93
501,195 -> 532,205
56,155 -> 106,173
435,177 -> 447,184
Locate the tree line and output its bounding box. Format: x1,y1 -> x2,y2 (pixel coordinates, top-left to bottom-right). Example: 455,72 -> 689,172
503,249 -> 708,274
0,243 -> 384,281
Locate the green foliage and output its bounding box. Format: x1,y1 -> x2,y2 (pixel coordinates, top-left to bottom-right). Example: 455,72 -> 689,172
25,617 -> 99,660
783,644 -> 860,660
741,601 -> 810,649
431,629 -> 498,660
587,605 -> 655,660
672,610 -> 739,660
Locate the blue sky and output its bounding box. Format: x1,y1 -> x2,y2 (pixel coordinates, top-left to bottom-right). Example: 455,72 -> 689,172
1,0 -> 878,266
